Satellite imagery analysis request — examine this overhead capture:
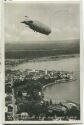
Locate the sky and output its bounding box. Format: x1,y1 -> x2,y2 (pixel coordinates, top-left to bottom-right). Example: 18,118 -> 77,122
5,2 -> 80,44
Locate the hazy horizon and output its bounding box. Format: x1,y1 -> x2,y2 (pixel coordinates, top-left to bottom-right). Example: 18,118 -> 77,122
5,39 -> 79,50
5,39 -> 79,59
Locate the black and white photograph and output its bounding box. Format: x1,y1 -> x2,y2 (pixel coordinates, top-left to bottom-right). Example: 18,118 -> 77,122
5,1 -> 80,122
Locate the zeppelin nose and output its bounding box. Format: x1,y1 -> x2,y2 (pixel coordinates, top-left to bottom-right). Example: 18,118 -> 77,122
20,21 -> 25,23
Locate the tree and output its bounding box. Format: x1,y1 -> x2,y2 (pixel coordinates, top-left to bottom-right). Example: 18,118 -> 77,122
68,106 -> 80,119
50,99 -> 53,105
17,91 -> 22,98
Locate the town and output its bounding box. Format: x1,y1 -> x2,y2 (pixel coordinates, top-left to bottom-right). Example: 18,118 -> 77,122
5,67 -> 80,121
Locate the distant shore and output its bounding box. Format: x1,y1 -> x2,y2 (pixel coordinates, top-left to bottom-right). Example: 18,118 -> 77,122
6,53 -> 79,61
27,54 -> 79,63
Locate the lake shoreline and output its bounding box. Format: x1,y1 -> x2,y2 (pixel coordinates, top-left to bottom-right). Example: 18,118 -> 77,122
42,78 -> 77,103
42,78 -> 75,91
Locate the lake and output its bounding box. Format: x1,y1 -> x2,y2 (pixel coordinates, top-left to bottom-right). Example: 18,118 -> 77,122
15,55 -> 80,104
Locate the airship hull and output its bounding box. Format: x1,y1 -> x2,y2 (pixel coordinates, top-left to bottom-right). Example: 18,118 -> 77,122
28,21 -> 51,35
21,20 -> 51,35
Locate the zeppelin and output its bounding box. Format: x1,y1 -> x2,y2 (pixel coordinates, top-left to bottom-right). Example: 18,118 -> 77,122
21,16 -> 51,35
